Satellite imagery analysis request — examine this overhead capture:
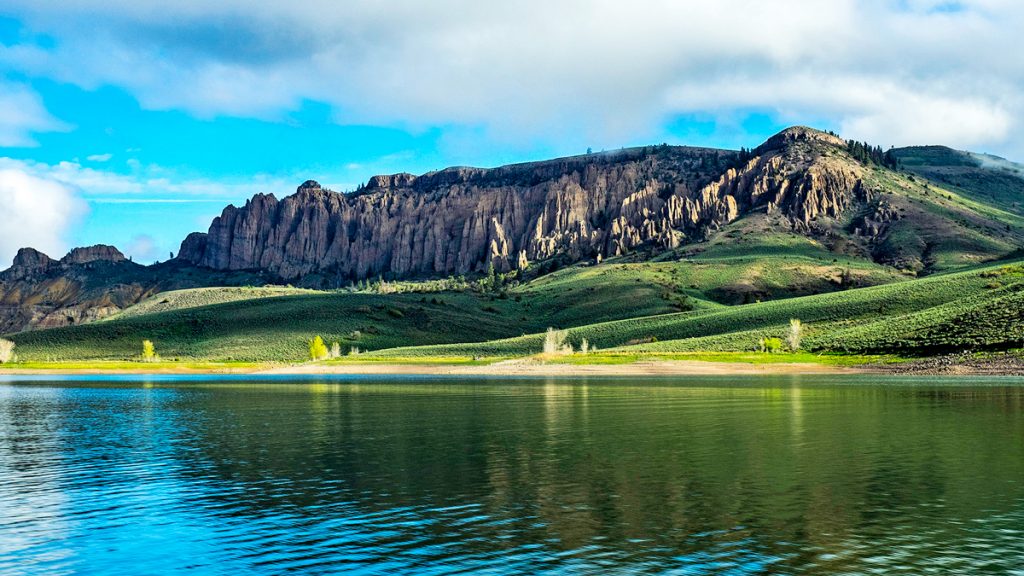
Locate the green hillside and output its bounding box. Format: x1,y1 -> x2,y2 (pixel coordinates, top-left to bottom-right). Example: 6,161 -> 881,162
6,131 -> 1024,366
370,259 -> 1024,359
6,256 -> 1022,363
893,145 -> 1024,217
109,286 -> 318,319
5,248 -> 909,362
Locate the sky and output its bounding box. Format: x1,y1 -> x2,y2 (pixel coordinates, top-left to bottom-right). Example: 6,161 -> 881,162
1,0 -> 1022,266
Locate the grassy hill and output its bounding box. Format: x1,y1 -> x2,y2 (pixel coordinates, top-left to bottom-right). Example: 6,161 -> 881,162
5,244 -> 909,362
5,130 -> 1024,366
8,254 -> 1021,363
892,145 -> 1024,217
108,286 -> 319,319
367,259 -> 1024,359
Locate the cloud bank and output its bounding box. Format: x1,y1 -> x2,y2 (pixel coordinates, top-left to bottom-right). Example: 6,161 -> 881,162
0,168 -> 88,267
0,156 -> 309,266
2,0 -> 1022,154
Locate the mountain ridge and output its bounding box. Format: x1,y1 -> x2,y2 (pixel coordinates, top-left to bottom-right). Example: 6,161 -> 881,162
174,127 -> 871,283
3,126 -> 1023,335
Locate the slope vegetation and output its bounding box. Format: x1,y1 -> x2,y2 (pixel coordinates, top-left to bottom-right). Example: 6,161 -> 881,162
369,259 -> 1024,359
4,249 -> 909,362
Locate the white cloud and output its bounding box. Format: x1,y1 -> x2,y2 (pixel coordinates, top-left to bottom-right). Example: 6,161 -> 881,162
0,168 -> 88,267
0,156 -> 317,268
0,81 -> 70,147
86,153 -> 113,162
124,234 -> 159,262
2,0 -> 1024,155
0,157 -> 296,201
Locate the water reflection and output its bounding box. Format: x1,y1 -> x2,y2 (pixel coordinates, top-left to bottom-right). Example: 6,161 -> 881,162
1,376 -> 1023,574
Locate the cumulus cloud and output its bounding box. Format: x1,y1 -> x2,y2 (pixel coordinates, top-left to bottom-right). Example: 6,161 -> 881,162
0,157 -> 296,201
0,156 -> 314,268
1,0 -> 1023,154
0,168 -> 88,267
0,81 -> 70,147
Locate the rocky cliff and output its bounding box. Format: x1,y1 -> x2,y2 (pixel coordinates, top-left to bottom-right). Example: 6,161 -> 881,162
3,245 -> 127,282
5,126 -> 1019,335
0,246 -> 144,333
0,246 -> 266,334
179,127 -> 866,283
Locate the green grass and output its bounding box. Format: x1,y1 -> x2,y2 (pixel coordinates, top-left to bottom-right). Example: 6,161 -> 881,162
8,291 -> 542,362
807,280 -> 1024,353
860,167 -> 1024,272
8,241 -> 918,362
10,257 -> 1022,362
893,146 -> 1024,217
323,355 -> 501,366
370,259 -> 1023,358
539,351 -> 893,366
109,286 -> 318,319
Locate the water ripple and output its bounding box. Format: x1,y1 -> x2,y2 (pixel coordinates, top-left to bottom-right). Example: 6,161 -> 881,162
2,377 -> 1024,574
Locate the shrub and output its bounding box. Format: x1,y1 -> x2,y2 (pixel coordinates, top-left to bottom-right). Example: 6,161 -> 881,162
141,340 -> 158,363
580,338 -> 590,355
330,342 -> 341,359
0,339 -> 15,364
308,336 -> 329,361
760,337 -> 783,353
787,319 -> 803,351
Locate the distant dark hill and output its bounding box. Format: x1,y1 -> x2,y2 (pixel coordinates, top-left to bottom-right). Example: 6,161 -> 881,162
892,145 -> 1024,216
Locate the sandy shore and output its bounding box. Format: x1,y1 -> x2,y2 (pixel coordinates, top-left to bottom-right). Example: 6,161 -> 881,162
0,358 -> 863,377
255,358 -> 861,376
6,355 -> 1022,377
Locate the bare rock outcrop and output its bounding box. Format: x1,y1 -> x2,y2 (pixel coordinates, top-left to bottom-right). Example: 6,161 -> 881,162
1,127 -> 887,333
62,245 -> 126,265
178,129 -> 868,284
5,248 -> 54,281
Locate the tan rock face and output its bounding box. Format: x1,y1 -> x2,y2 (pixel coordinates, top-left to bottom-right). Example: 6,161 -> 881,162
179,134 -> 866,283
61,245 -> 126,265
0,246 -> 149,334
3,245 -> 126,282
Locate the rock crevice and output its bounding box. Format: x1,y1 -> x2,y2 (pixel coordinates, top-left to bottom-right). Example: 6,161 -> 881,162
179,131 -> 865,283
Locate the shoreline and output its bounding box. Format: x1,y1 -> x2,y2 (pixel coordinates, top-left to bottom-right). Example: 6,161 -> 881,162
3,353 -> 1024,377
257,358 -> 863,377
1,358 -> 861,377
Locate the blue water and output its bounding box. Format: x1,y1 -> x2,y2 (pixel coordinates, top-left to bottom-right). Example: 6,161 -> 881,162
2,375 -> 1023,574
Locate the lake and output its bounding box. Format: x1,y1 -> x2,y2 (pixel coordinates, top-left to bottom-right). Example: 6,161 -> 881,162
2,375 -> 1023,575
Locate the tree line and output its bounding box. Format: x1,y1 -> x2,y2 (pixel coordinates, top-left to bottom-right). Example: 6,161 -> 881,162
846,140 -> 899,169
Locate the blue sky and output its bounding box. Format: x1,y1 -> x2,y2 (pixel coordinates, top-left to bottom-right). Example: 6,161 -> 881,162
1,1 -> 1021,266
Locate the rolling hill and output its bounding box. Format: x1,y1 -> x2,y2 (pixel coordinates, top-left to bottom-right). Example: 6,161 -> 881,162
3,126 -> 1024,364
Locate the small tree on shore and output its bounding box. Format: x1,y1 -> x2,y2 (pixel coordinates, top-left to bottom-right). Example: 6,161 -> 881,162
787,319 -> 803,351
580,338 -> 590,355
0,339 -> 15,364
543,328 -> 568,355
308,336 -> 329,361
330,342 -> 342,359
141,340 -> 158,363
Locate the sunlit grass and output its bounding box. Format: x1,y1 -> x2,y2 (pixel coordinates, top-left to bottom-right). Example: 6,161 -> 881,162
539,351 -> 901,366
